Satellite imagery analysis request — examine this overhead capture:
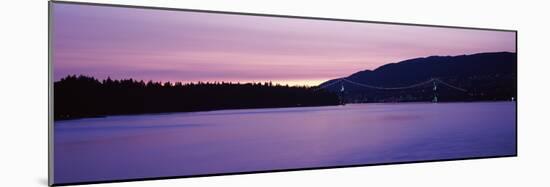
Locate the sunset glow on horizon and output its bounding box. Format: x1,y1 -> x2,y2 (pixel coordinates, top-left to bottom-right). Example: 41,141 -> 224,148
53,3 -> 516,86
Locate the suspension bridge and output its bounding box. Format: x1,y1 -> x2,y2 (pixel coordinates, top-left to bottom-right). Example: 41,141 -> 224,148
314,78 -> 468,103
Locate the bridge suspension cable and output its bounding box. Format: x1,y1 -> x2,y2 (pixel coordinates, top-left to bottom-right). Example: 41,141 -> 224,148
343,78 -> 434,90
433,79 -> 468,92
313,79 -> 344,91
314,78 -> 467,92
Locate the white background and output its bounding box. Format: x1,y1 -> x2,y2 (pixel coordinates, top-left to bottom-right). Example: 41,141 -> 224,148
1,0 -> 549,186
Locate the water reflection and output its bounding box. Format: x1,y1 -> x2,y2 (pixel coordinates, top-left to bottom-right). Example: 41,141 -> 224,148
54,102 -> 516,184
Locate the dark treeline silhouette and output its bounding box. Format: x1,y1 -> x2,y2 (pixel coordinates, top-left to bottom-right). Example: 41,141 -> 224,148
54,75 -> 339,120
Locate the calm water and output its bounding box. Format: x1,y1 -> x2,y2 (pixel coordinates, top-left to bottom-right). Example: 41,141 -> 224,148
54,102 -> 516,184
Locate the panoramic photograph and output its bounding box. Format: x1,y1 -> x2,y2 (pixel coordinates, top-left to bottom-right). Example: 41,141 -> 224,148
52,2 -> 517,185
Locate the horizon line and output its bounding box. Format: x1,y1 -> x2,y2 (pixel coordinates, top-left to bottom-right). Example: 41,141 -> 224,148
56,74 -> 324,87
54,51 -> 516,87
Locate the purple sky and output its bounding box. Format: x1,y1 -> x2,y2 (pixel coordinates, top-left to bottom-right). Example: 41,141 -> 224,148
53,3 -> 516,86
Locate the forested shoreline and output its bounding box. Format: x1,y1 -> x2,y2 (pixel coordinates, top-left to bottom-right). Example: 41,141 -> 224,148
54,75 -> 340,120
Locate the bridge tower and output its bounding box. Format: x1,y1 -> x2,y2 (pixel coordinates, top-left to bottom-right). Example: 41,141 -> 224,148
432,79 -> 438,103
340,81 -> 346,105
